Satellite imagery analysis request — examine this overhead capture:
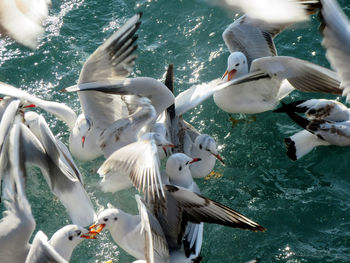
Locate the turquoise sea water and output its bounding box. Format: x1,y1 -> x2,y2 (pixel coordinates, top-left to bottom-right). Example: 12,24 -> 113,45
1,0 -> 350,262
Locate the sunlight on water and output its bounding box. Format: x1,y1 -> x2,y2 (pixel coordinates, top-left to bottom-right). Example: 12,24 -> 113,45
1,0 -> 350,262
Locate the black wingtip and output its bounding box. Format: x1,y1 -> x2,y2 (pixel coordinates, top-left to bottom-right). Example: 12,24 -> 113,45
137,11 -> 143,19
273,100 -> 308,113
165,64 -> 176,120
284,137 -> 297,161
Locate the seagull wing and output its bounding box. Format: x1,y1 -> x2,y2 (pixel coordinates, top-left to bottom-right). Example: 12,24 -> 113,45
136,195 -> 169,263
98,139 -> 164,199
164,185 -> 266,232
319,0 -> 350,102
223,18 -> 277,67
249,56 -> 342,94
26,231 -> 68,263
175,78 -> 222,116
0,122 -> 36,262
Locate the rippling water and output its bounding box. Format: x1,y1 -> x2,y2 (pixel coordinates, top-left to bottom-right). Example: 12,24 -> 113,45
1,0 -> 350,262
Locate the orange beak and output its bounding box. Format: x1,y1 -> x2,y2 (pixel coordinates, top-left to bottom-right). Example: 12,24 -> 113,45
222,69 -> 237,81
81,223 -> 106,239
213,153 -> 225,164
189,158 -> 201,164
82,136 -> 86,148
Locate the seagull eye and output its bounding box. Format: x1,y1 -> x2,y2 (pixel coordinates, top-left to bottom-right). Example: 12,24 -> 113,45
235,63 -> 240,67
206,149 -> 210,152
199,144 -> 202,149
114,217 -> 118,221
103,217 -> 109,222
179,166 -> 182,171
68,236 -> 73,241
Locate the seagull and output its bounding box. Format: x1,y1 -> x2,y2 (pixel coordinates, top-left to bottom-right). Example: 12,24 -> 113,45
208,0 -> 320,24
97,131 -> 174,198
274,99 -> 350,160
88,185 -> 265,262
62,12 -> 175,161
184,133 -> 224,178
0,104 -> 96,226
0,121 -> 89,262
0,0 -> 51,48
175,10 -> 342,116
319,0 -> 350,102
85,195 -> 170,263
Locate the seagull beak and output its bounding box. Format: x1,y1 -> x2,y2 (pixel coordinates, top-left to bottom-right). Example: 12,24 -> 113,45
82,136 -> 86,148
162,144 -> 175,156
89,223 -> 106,234
189,158 -> 201,164
222,69 -> 237,81
81,223 -> 106,239
23,104 -> 36,108
213,153 -> 225,164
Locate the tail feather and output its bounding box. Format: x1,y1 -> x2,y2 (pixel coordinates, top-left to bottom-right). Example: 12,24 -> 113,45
284,130 -> 330,160
273,100 -> 308,113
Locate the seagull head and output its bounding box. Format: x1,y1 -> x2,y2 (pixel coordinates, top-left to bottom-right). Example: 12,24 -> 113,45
72,114 -> 92,148
85,207 -> 126,238
49,225 -> 89,261
166,153 -> 201,187
222,52 -> 248,81
194,134 -> 224,164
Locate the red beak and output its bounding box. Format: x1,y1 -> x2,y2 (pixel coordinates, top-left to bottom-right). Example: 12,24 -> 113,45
82,136 -> 86,148
189,158 -> 201,164
222,69 -> 237,81
23,104 -> 36,108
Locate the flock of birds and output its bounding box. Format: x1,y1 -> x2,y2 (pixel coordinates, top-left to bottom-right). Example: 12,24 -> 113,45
0,0 -> 350,262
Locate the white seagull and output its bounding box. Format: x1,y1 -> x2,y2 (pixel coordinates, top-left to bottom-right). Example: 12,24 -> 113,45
275,99 -> 350,160
85,195 -> 170,263
0,0 -> 51,48
0,104 -> 96,226
0,121 -> 89,263
88,185 -> 265,262
175,11 -> 342,116
62,13 -> 175,161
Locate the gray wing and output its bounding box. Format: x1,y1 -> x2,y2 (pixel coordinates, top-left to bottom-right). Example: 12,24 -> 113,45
0,122 -> 36,262
64,77 -> 175,118
319,0 -> 350,101
26,231 -> 68,263
248,56 -> 343,94
98,139 -> 164,199
78,13 -> 141,83
136,195 -> 169,263
0,100 -> 21,182
19,120 -> 96,226
223,17 -> 277,68
164,185 -> 266,232
71,13 -> 142,130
